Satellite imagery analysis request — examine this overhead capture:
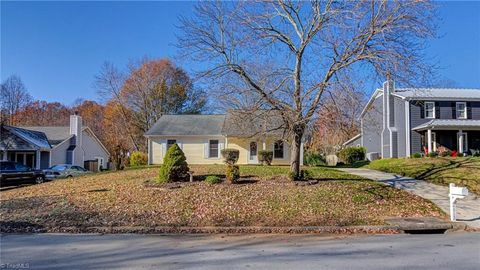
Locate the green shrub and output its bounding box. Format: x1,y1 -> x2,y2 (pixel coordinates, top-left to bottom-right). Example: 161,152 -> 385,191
412,153 -> 422,158
428,152 -> 438,158
304,151 -> 326,166
337,146 -> 366,164
457,152 -> 464,157
258,150 -> 273,165
221,148 -> 240,165
205,175 -> 221,184
225,165 -> 240,183
288,169 -> 312,181
129,151 -> 148,167
157,144 -> 189,184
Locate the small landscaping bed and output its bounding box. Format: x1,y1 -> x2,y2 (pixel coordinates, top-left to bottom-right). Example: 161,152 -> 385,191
0,165 -> 445,233
366,157 -> 480,195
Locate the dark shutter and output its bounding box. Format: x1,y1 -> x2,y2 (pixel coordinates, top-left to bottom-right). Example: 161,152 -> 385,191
451,102 -> 456,119
435,102 -> 440,119
467,102 -> 472,119
420,101 -> 425,119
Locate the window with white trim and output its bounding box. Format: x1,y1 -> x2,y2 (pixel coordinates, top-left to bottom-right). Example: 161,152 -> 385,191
424,102 -> 435,119
167,139 -> 177,150
209,140 -> 219,158
274,140 -> 284,159
456,102 -> 467,119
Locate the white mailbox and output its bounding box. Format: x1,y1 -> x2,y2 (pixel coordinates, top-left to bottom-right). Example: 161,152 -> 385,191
449,183 -> 469,221
450,185 -> 469,198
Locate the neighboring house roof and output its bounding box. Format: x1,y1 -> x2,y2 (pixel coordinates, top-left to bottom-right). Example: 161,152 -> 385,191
21,126 -> 73,146
412,119 -> 480,131
360,87 -> 480,118
342,134 -> 361,146
0,125 -> 51,150
394,88 -> 480,100
221,110 -> 285,137
145,115 -> 226,136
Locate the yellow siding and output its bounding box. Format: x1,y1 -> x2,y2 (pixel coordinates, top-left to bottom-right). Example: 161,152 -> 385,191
226,137 -> 291,165
149,136 -> 225,165
149,135 -> 294,165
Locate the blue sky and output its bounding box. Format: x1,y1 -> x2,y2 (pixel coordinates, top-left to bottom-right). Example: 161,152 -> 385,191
1,1 -> 480,104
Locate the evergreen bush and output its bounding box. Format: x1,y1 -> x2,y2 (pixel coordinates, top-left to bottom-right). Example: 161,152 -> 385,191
157,144 -> 189,184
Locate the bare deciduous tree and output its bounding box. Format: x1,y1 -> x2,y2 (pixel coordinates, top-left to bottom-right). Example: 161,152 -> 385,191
1,75 -> 32,125
178,0 -> 436,177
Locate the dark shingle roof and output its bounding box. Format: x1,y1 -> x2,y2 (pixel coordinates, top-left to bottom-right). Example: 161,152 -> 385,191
1,125 -> 51,150
20,126 -> 73,146
145,115 -> 226,136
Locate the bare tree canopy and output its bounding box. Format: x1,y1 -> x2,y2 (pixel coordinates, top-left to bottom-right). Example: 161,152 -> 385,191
178,0 -> 436,176
1,75 -> 33,125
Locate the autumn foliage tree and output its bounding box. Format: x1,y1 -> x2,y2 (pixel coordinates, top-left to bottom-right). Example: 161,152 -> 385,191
178,0 -> 436,177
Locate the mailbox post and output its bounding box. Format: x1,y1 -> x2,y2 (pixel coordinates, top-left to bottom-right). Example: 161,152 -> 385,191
449,183 -> 468,221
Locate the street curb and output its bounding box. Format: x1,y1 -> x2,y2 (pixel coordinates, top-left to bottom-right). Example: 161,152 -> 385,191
1,225 -> 402,235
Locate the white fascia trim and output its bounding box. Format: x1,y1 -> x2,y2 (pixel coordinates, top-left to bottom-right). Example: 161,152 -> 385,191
405,101 -> 411,157
360,89 -> 383,118
51,135 -> 74,151
145,134 -> 225,138
343,134 -> 361,146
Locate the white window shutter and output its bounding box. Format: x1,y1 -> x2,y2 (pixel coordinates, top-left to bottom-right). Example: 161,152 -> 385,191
204,140 -> 209,158
161,140 -> 167,158
219,141 -> 224,158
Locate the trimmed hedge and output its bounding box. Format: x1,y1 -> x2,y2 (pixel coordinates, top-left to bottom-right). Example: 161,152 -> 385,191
129,151 -> 148,167
158,144 -> 189,184
205,175 -> 221,185
258,150 -> 273,165
337,146 -> 366,165
221,148 -> 240,165
226,165 -> 240,183
304,151 -> 326,166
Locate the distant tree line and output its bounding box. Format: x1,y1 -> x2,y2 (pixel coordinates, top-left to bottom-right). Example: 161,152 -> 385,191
1,58 -> 206,169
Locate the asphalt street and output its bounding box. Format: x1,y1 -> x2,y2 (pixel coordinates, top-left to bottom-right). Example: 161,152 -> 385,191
1,232 -> 479,269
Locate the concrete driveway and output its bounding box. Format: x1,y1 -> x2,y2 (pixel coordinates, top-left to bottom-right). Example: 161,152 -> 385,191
339,168 -> 480,229
1,233 -> 479,270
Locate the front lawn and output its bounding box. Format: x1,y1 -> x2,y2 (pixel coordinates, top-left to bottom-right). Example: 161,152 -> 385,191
366,157 -> 480,195
0,165 -> 444,232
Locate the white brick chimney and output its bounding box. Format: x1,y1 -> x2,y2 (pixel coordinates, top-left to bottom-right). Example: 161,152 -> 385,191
70,112 -> 82,147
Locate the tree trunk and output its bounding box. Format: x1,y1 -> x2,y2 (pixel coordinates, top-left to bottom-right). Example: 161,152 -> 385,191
289,127 -> 304,179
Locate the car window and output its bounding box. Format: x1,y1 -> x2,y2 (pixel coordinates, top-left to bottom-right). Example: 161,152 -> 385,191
0,162 -> 16,171
72,166 -> 87,171
15,163 -> 30,172
50,165 -> 68,171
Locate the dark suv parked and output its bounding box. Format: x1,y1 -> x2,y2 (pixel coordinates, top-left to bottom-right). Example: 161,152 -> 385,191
0,161 -> 45,186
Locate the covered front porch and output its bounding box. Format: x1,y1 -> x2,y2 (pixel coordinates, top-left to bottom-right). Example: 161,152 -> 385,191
413,120 -> 480,155
0,150 -> 50,169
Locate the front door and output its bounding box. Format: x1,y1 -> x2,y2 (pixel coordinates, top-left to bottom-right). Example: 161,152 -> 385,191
248,142 -> 258,164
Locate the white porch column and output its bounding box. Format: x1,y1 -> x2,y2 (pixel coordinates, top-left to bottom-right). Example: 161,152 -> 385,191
2,151 -> 7,161
147,138 -> 152,165
299,142 -> 304,166
225,136 -> 228,148
458,130 -> 464,153
262,140 -> 266,150
427,129 -> 432,153
35,150 -> 41,169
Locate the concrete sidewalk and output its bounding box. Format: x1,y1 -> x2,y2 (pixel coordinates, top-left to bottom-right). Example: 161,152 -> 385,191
339,168 -> 480,229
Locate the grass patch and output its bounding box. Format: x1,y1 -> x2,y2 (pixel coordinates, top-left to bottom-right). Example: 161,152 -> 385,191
0,165 -> 445,230
366,157 -> 480,195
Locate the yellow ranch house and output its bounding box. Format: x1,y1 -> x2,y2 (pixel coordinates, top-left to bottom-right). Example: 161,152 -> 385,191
145,111 -> 304,165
